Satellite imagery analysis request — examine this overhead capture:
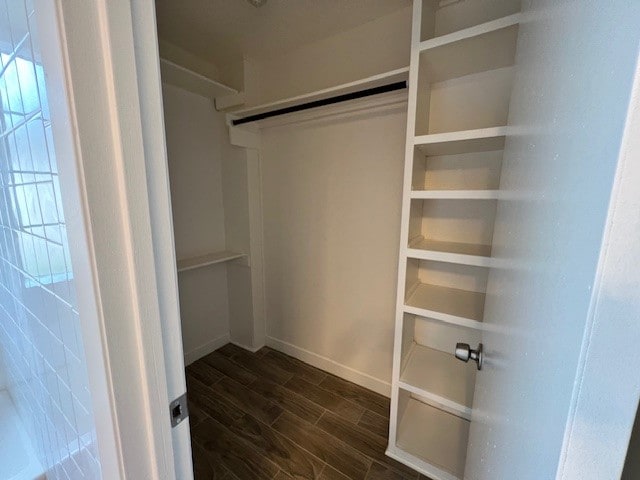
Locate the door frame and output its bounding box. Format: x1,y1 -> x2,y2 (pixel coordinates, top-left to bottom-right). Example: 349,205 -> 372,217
47,0 -> 640,477
41,0 -> 179,477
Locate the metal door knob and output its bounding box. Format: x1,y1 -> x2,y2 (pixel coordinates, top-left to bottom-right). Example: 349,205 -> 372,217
455,343 -> 483,370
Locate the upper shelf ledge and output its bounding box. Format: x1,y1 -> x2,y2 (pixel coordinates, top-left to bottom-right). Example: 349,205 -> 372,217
160,58 -> 238,99
419,14 -> 521,82
419,13 -> 522,52
176,250 -> 247,273
228,67 -> 410,122
414,126 -> 507,156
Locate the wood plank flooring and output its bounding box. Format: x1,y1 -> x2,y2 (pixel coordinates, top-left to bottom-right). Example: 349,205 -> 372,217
187,344 -> 432,480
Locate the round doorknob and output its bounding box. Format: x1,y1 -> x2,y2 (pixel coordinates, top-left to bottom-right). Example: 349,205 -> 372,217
455,343 -> 483,370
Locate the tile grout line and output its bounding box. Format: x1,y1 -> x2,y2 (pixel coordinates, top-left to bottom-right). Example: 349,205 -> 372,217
314,408 -> 327,426
268,408 -> 369,480
355,407 -> 366,426
362,460 -> 373,480
270,409 -> 285,427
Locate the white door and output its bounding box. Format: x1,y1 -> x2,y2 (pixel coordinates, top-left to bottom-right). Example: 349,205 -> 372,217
464,1 -> 640,479
0,0 -> 189,478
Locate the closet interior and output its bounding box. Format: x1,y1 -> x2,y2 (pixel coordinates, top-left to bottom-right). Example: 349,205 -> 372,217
153,0 -> 522,479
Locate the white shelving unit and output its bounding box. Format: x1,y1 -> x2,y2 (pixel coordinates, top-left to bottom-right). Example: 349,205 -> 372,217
388,1 -> 522,479
176,251 -> 247,273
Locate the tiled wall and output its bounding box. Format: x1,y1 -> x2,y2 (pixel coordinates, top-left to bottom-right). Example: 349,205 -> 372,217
0,1 -> 101,478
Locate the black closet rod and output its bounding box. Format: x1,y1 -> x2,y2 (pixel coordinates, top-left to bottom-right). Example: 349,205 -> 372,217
231,80 -> 407,126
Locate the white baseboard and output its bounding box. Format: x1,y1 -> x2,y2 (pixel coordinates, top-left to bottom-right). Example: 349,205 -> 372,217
266,337 -> 391,397
184,333 -> 230,365
230,341 -> 264,353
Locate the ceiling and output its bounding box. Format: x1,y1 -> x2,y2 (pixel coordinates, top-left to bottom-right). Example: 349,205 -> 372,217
154,0 -> 409,67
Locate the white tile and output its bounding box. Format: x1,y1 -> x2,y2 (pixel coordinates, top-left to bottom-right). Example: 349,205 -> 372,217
0,4 -> 101,477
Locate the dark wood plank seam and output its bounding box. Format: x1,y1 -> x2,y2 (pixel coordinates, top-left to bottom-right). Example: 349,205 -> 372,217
355,408 -> 366,425
271,413 -> 373,479
269,409 -> 284,427
314,409 -> 326,426
362,462 -> 373,480
282,376 -> 366,424
196,413 -> 284,479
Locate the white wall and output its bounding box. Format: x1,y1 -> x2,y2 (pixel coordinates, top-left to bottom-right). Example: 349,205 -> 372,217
162,84 -> 231,360
464,0 -> 640,478
244,6 -> 411,106
261,103 -> 406,394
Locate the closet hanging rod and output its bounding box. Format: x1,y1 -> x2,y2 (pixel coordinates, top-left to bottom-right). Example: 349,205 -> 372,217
231,81 -> 407,126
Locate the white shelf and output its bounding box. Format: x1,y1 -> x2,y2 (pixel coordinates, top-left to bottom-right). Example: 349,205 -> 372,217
176,251 -> 246,272
405,282 -> 485,328
396,398 -> 470,479
408,237 -> 492,267
419,14 -> 520,83
400,343 -> 476,418
415,127 -> 507,156
230,67 -> 409,119
410,190 -> 499,200
160,58 -> 238,99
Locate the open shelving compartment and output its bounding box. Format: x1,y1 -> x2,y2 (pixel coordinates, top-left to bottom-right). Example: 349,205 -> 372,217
411,138 -> 504,197
415,1 -> 521,140
399,311 -> 482,418
395,386 -> 471,480
404,258 -> 488,329
420,0 -> 522,44
407,194 -> 498,267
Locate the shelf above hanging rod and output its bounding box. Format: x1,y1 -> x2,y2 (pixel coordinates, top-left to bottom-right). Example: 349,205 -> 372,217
160,58 -> 238,99
176,250 -> 247,272
229,67 -> 409,125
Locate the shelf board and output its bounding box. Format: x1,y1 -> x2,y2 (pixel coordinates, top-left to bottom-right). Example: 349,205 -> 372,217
405,282 -> 485,328
160,58 -> 238,99
419,14 -> 520,83
396,398 -> 470,479
400,343 -> 476,418
176,251 -> 246,272
407,237 -> 492,267
415,127 -> 507,156
230,67 -> 409,119
410,190 -> 499,200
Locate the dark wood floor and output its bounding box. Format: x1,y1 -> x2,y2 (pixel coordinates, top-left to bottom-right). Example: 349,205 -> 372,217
187,344 -> 430,480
